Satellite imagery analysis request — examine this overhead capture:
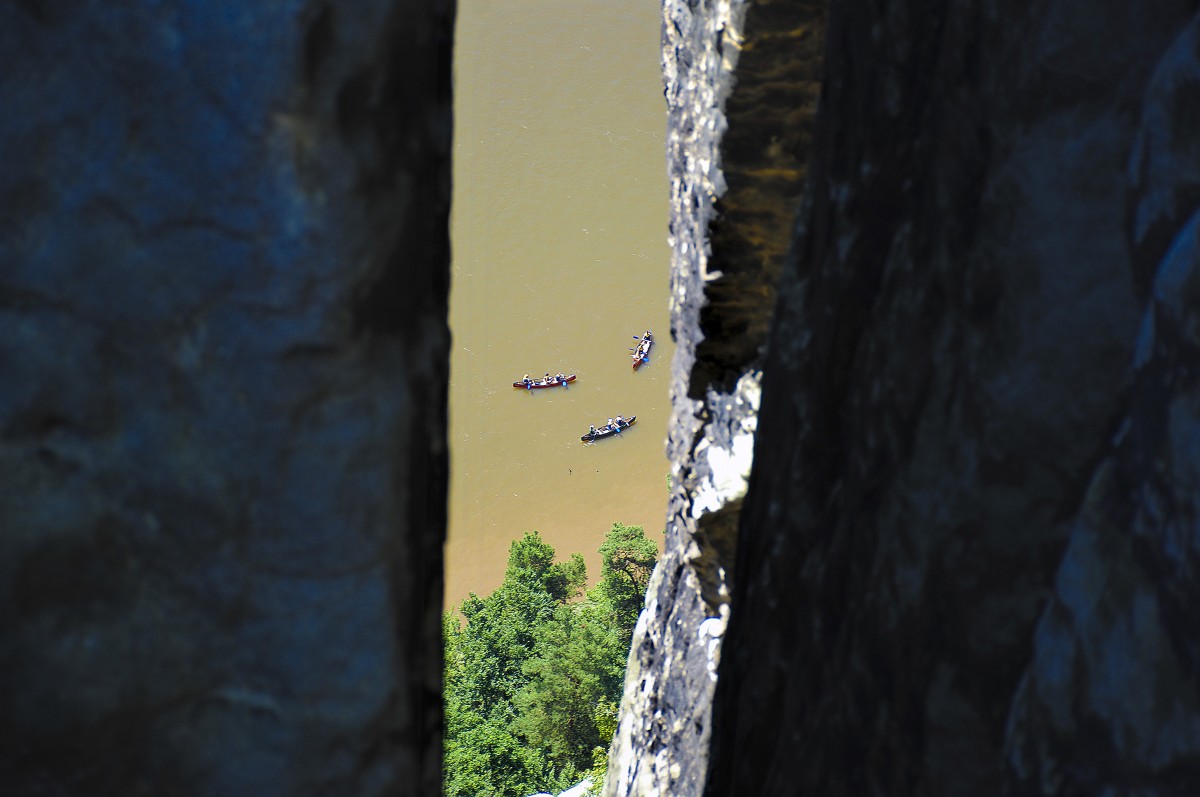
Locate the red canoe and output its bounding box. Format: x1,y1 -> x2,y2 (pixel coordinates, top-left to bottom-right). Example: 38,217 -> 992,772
632,331 -> 653,370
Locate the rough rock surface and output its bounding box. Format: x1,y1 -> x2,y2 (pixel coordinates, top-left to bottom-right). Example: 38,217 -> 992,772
605,2 -> 748,789
705,1 -> 1200,796
605,0 -> 823,795
1007,16 -> 1200,793
0,2 -> 452,794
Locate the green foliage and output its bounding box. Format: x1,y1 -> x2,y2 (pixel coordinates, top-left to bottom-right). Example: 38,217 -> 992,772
597,522 -> 658,632
444,525 -> 658,797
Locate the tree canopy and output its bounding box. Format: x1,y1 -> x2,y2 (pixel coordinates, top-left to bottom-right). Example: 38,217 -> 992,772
444,524 -> 658,797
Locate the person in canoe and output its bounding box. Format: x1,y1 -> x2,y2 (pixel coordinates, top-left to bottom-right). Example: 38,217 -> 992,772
555,372 -> 566,384
634,334 -> 652,359
615,414 -> 625,427
523,373 -> 532,387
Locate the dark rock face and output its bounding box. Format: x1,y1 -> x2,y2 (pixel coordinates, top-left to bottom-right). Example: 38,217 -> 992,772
1008,17 -> 1200,793
693,0 -> 825,391
0,1 -> 452,794
703,1 -> 1200,796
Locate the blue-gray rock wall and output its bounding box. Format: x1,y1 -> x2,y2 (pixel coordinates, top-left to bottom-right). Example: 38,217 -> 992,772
0,2 -> 452,794
705,1 -> 1200,795
1007,16 -> 1200,792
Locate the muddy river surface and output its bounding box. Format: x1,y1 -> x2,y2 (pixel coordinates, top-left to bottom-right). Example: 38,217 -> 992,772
447,0 -> 672,605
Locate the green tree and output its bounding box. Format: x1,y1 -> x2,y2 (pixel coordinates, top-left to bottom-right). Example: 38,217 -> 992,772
444,533 -> 567,796
443,524 -> 658,797
514,599 -> 626,777
505,531 -> 587,603
597,522 -> 658,632
545,552 -> 588,603
513,525 -> 657,781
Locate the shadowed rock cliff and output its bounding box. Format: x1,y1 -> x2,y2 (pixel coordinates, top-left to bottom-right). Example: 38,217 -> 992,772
701,1 -> 1200,796
0,2 -> 452,794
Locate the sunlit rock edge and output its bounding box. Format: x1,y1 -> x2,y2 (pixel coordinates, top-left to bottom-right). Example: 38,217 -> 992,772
604,0 -> 822,794
605,0 -> 750,793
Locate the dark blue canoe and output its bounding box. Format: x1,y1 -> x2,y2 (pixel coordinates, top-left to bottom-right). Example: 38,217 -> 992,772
581,416 -> 636,442
513,374 -> 576,389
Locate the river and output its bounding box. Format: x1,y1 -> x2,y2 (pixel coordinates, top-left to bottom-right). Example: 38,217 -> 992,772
447,0 -> 671,606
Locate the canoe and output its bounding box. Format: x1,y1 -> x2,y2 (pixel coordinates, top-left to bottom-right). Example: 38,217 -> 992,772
632,331 -> 653,370
581,416 -> 636,442
513,374 -> 576,389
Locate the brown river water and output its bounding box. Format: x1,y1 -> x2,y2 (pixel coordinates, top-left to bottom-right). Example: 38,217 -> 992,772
447,0 -> 672,606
